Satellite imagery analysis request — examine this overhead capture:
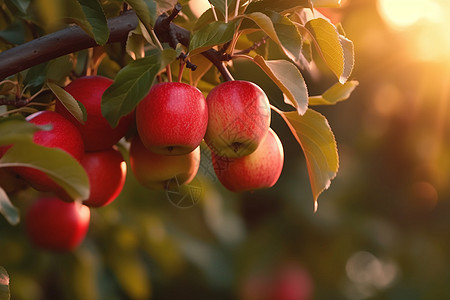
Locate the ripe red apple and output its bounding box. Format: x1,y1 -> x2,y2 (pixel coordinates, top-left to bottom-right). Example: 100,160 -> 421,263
81,148 -> 127,207
25,196 -> 90,252
205,80 -> 271,158
12,110 -> 84,193
136,82 -> 208,155
129,136 -> 200,190
212,128 -> 283,192
55,76 -> 134,151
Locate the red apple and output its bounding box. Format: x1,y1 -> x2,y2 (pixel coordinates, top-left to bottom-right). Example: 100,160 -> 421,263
136,82 -> 208,155
55,76 -> 134,151
81,148 -> 127,207
25,196 -> 90,252
205,80 -> 271,158
12,111 -> 84,193
212,128 -> 283,192
129,136 -> 200,190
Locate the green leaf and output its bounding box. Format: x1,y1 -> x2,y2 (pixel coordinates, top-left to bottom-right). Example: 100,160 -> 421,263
309,80 -> 359,105
47,81 -> 87,124
253,55 -> 308,115
0,118 -> 48,146
102,49 -> 177,128
208,0 -> 237,19
243,12 -> 302,63
0,21 -> 26,45
268,11 -> 303,64
305,18 -> 346,83
125,0 -> 157,28
77,0 -> 110,45
23,62 -> 48,89
63,0 -> 97,41
0,266 -> 10,300
0,142 -> 90,201
281,108 -> 338,211
189,21 -> 237,55
0,187 -> 20,226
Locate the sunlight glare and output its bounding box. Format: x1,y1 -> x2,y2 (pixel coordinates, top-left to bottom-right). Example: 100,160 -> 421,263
377,0 -> 450,63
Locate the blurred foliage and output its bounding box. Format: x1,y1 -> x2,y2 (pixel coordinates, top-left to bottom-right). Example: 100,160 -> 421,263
2,0 -> 450,299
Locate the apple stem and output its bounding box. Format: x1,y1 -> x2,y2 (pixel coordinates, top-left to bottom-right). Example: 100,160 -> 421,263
210,4 -> 219,22
166,65 -> 173,82
178,60 -> 186,83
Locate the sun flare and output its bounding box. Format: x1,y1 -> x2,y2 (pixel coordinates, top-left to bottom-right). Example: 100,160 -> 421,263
377,0 -> 450,63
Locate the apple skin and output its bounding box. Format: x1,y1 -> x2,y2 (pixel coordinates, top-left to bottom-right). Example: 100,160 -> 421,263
25,196 -> 90,252
12,111 -> 84,193
55,76 -> 134,151
81,148 -> 127,207
205,80 -> 271,158
129,136 -> 200,190
212,128 -> 283,192
136,82 -> 208,155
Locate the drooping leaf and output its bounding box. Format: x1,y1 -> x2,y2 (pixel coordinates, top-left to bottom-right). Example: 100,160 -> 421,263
189,20 -> 237,55
47,81 -> 87,124
268,11 -> 303,64
0,142 -> 90,201
305,17 -> 346,83
102,48 -> 177,128
63,0 -> 98,42
0,118 -> 48,146
125,0 -> 157,28
77,0 -> 110,45
309,80 -> 358,105
253,55 -> 308,115
0,187 -> 20,226
280,108 -> 338,211
339,34 -> 354,83
0,266 -> 10,300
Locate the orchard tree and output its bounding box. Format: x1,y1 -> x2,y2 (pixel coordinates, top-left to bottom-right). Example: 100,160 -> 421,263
0,0 -> 357,297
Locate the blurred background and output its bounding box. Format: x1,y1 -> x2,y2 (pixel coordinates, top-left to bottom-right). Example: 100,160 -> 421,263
2,0 -> 450,299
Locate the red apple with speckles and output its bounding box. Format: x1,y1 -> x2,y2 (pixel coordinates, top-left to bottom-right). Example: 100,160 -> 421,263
212,128 -> 283,192
81,148 -> 127,207
205,80 -> 271,158
136,82 -> 208,155
25,196 -> 90,252
129,136 -> 200,190
55,76 -> 134,151
12,110 -> 84,194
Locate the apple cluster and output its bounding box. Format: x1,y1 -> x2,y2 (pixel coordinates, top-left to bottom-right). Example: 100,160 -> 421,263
1,76 -> 284,252
132,79 -> 284,193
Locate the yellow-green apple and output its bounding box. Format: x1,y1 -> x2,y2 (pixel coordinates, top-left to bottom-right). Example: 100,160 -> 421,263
129,136 -> 200,190
136,82 -> 208,155
81,148 -> 127,207
55,76 -> 134,151
12,111 -> 84,194
212,128 -> 283,192
25,196 -> 90,252
205,80 -> 271,158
